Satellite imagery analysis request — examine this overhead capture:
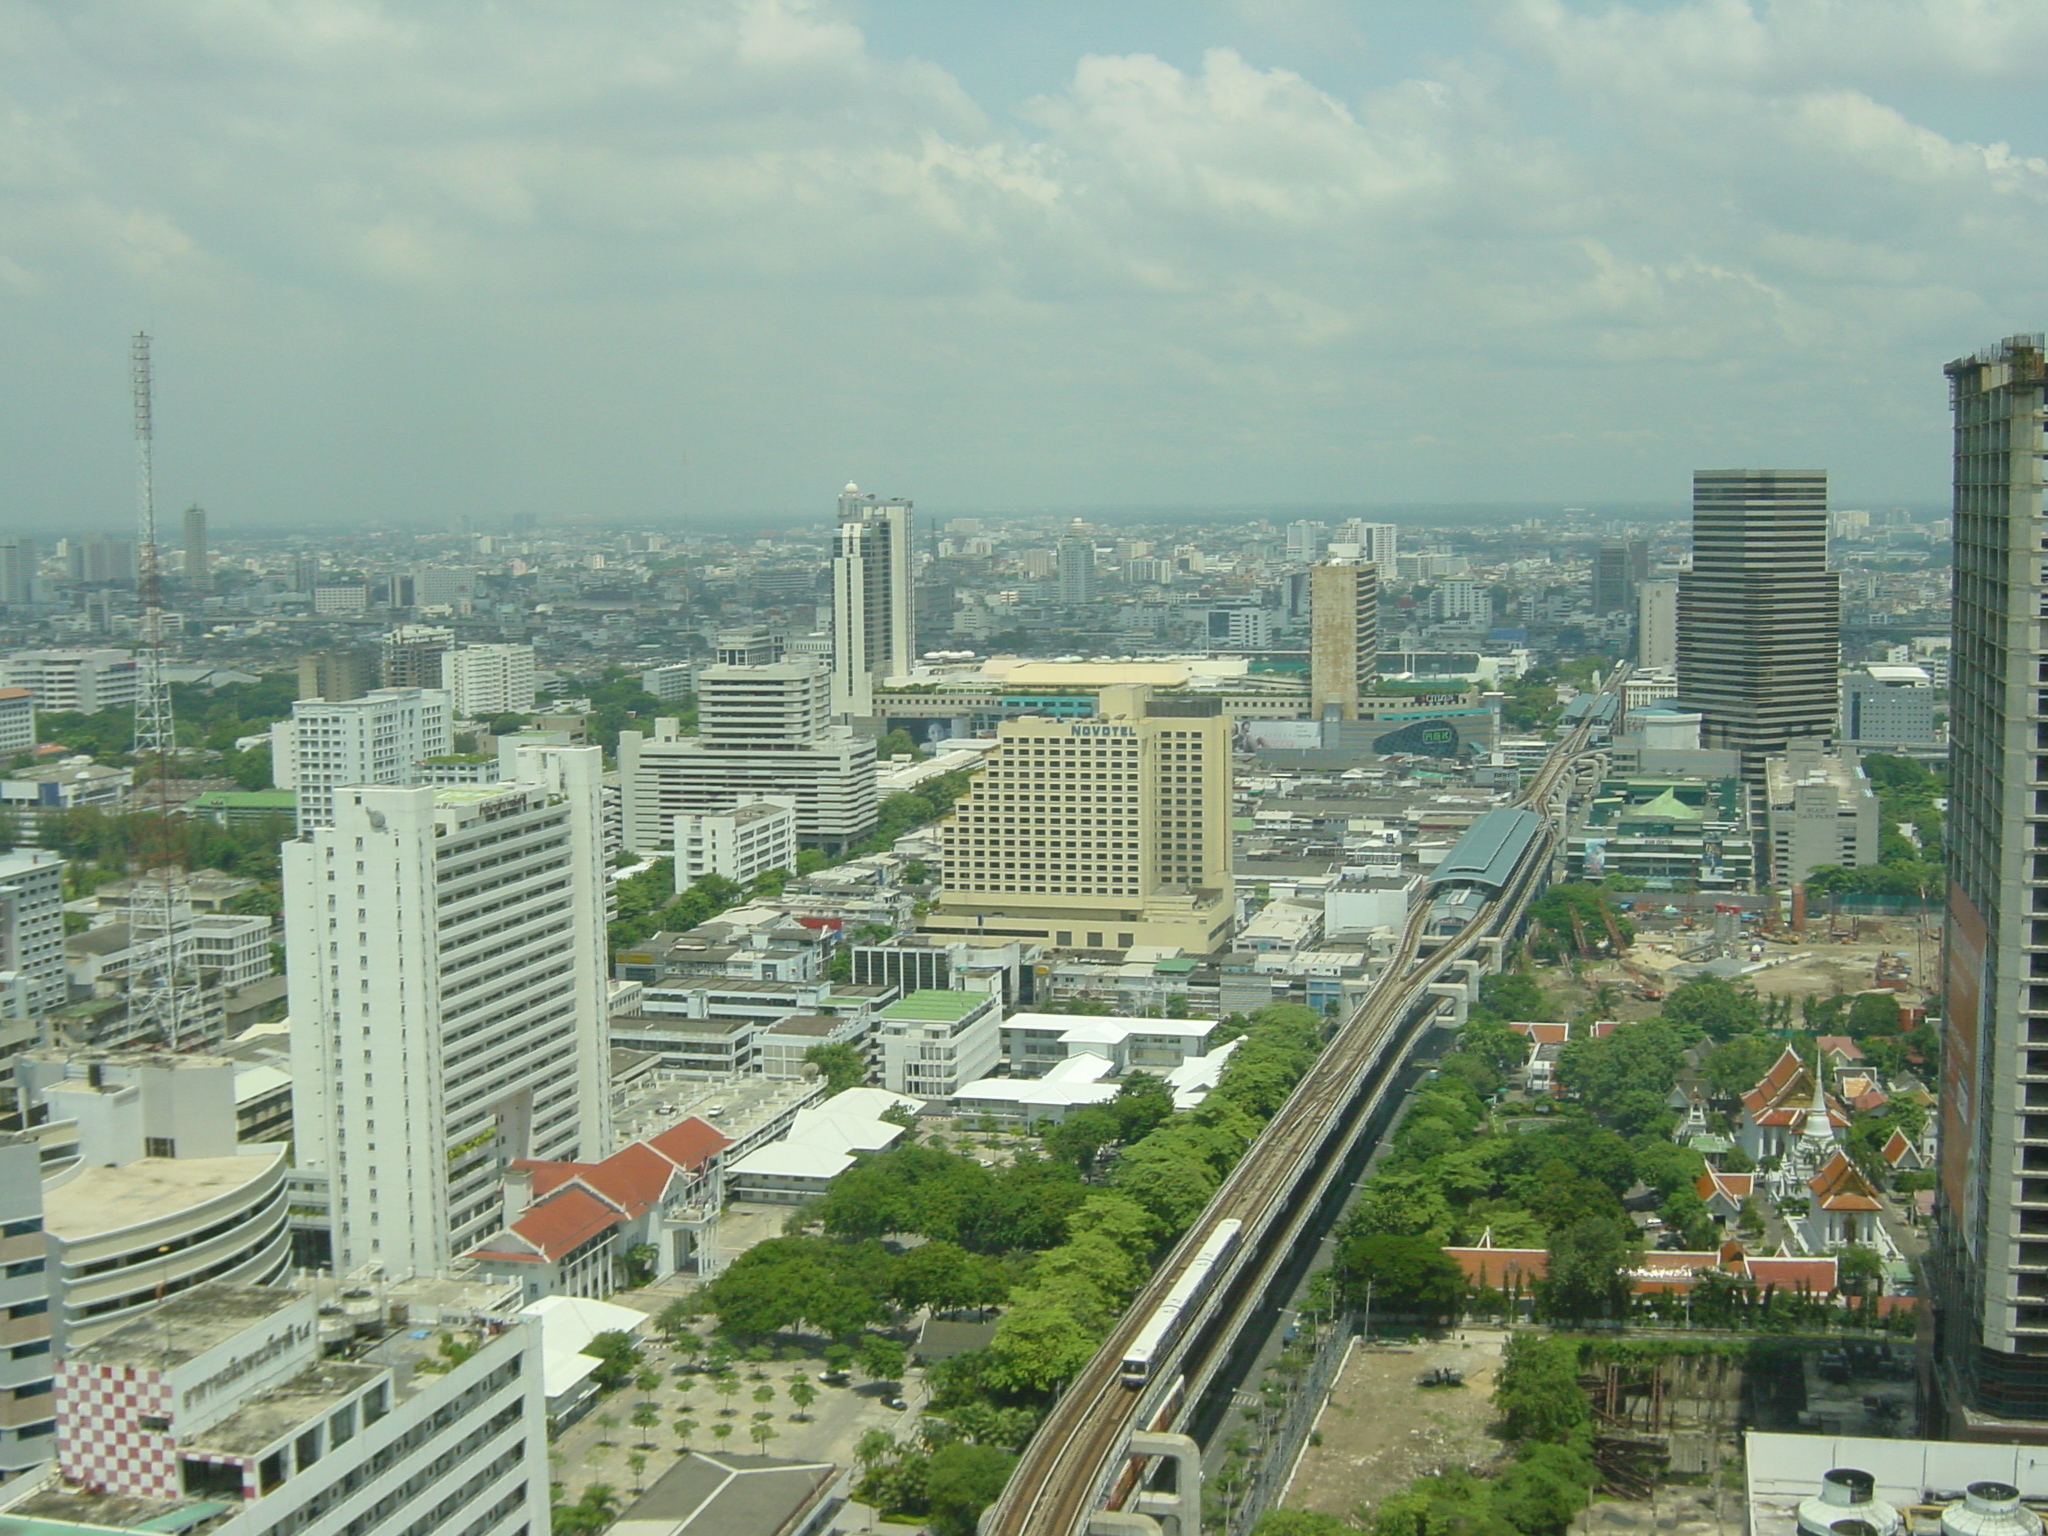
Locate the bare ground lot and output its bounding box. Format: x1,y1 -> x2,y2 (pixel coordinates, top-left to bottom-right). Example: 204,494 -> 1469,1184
1283,1330 -> 1508,1520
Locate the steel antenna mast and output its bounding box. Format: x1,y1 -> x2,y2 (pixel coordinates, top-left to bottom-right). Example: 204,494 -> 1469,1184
130,333 -> 196,1048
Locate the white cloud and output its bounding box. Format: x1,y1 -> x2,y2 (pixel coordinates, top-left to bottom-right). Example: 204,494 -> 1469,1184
0,0 -> 2042,520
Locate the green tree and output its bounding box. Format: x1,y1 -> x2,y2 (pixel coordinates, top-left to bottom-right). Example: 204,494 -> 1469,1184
1847,992 -> 1902,1038
580,1331 -> 642,1391
551,1484 -> 621,1536
1539,1217 -> 1635,1324
788,1375 -> 818,1419
857,1333 -> 908,1384
1660,974 -> 1764,1041
1333,1233 -> 1465,1323
926,1443 -> 1019,1536
1703,1033 -> 1778,1097
1344,1170 -> 1455,1243
1494,1333 -> 1591,1443
630,1400 -> 660,1446
804,1041 -> 867,1093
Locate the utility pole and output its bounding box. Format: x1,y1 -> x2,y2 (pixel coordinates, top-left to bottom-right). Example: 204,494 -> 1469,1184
128,333 -> 197,1048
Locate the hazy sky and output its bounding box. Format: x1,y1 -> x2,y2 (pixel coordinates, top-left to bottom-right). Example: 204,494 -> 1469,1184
3,0 -> 2044,530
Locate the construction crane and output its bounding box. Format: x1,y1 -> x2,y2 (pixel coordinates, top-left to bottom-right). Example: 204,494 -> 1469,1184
127,333 -> 199,1048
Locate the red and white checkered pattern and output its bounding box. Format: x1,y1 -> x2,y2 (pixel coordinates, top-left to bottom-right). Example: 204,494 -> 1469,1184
55,1362 -> 178,1499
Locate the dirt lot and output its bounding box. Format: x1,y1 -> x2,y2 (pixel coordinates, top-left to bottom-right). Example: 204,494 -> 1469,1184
1283,1330 -> 1508,1519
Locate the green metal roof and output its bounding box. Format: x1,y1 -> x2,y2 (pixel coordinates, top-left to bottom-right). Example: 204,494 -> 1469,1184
880,988 -> 982,1021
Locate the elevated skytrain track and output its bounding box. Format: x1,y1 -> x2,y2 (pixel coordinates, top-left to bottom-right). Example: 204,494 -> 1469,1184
981,668 -> 1627,1536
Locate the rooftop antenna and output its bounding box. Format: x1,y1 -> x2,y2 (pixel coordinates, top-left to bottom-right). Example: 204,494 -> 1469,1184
129,333 -> 197,1048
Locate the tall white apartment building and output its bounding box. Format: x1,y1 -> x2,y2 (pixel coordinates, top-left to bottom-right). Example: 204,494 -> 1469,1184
2,648 -> 138,713
618,659 -> 878,855
271,687 -> 453,833
445,644 -> 538,717
285,745 -> 611,1276
0,849 -> 67,1020
1637,577 -> 1680,669
831,483 -> 913,717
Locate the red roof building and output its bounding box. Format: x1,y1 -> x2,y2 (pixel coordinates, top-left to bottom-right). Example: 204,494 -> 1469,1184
470,1116 -> 731,1301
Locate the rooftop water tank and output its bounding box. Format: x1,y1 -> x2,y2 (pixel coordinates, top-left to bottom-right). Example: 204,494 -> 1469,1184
1942,1483 -> 2042,1536
1798,1470 -> 1901,1536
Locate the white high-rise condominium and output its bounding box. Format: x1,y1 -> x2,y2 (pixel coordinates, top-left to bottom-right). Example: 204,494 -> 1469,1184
271,687 -> 453,833
445,644 -> 538,717
831,483 -> 913,717
1637,578 -> 1679,670
618,658 -> 877,855
1056,523 -> 1097,606
285,745 -> 611,1277
1932,333 -> 2048,1432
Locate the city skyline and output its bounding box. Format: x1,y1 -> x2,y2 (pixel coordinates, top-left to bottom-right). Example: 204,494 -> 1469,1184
1,2 -> 2044,527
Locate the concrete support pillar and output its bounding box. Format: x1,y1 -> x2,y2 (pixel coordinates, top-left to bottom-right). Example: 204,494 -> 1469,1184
1088,1514 -> 1162,1536
1128,1432 -> 1203,1536
1425,980 -> 1469,1027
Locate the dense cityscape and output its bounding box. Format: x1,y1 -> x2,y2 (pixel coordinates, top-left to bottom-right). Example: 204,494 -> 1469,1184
0,6 -> 2043,1536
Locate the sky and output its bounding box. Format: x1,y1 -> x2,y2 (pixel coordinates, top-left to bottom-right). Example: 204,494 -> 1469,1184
2,0 -> 2045,531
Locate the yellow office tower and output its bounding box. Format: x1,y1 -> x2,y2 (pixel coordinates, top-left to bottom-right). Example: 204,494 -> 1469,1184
925,685 -> 1234,955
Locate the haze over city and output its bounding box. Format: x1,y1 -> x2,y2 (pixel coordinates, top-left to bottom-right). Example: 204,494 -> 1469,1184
4,0 -> 2046,528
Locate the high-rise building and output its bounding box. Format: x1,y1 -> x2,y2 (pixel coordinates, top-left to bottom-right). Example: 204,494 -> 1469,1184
445,643 -> 538,717
1056,522 -> 1097,606
0,538 -> 37,608
285,746 -> 611,1277
1284,520 -> 1329,561
1637,577 -> 1679,669
382,624 -> 455,690
1592,539 -> 1647,614
271,687 -> 453,833
66,534 -> 136,584
1309,559 -> 1379,721
296,648 -> 376,703
0,688 -> 33,756
0,850 -> 67,1021
1677,470 -> 1840,775
1430,578 -> 1493,626
2,647 -> 139,713
181,504 -> 208,589
830,483 -> 913,717
617,659 -> 877,855
926,685 -> 1235,955
1932,333 -> 2048,1434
